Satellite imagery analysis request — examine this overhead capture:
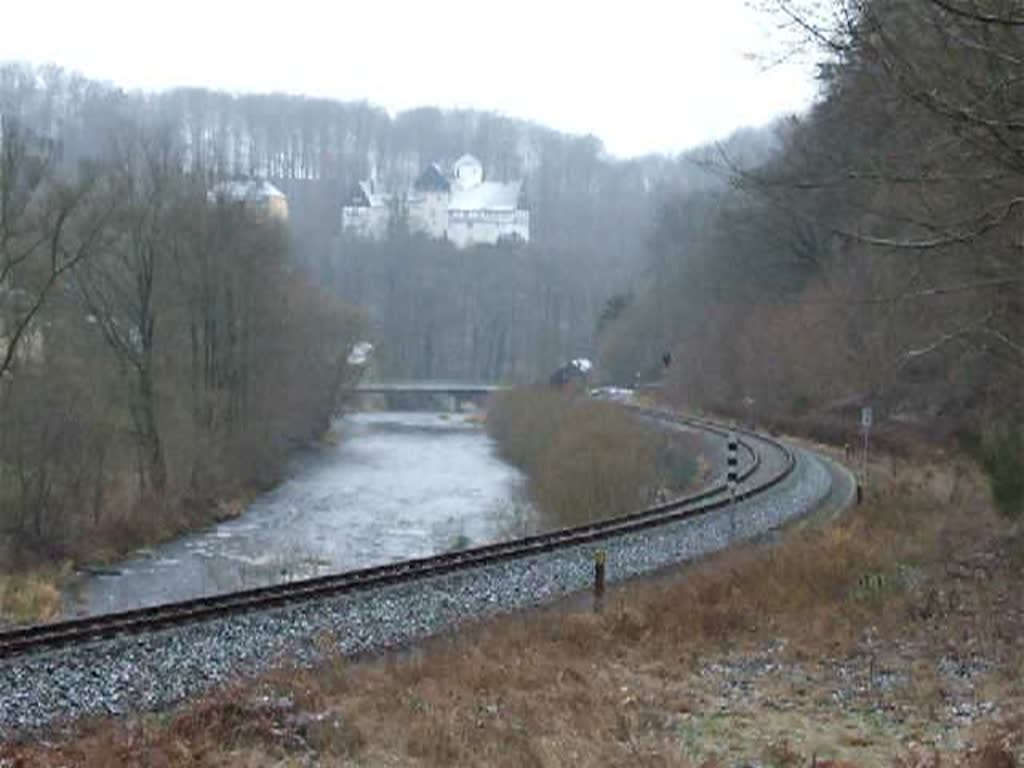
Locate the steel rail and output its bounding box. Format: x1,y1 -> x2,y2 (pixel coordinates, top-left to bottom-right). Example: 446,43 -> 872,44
0,408 -> 794,660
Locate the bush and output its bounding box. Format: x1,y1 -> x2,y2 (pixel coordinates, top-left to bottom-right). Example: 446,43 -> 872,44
487,389 -> 659,528
983,434 -> 1023,521
958,428 -> 1024,521
0,571 -> 63,624
485,388 -> 570,476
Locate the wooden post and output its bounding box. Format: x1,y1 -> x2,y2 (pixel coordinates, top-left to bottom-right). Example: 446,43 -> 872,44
593,549 -> 606,611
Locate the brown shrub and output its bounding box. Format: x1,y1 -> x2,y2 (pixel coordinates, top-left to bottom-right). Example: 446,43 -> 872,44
0,569 -> 63,624
488,389 -> 660,527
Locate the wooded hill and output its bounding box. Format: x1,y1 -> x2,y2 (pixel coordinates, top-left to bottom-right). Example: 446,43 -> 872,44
0,70 -> 367,566
0,62 -> 775,566
600,0 -> 1022,516
0,63 -> 782,383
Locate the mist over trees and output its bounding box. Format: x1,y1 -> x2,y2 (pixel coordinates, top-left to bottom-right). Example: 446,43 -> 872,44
1,61 -> 768,565
0,63 -> 768,382
10,0 -> 1018,568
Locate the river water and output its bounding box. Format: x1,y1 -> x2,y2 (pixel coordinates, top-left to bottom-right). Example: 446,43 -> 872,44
65,412 -> 533,617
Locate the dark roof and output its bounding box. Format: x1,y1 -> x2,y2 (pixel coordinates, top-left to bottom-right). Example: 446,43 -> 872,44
413,163 -> 451,193
549,362 -> 589,388
347,181 -> 372,207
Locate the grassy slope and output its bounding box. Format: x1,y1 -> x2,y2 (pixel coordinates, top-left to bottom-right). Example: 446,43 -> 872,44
3,431 -> 1022,766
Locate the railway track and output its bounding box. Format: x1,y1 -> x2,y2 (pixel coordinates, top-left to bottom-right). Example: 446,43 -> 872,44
0,408 -> 794,661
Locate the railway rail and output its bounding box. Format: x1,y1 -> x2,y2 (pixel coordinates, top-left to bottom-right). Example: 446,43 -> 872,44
0,408 -> 794,661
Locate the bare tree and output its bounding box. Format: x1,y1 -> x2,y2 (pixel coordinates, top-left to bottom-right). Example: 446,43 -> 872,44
0,115 -> 110,379
71,132 -> 184,497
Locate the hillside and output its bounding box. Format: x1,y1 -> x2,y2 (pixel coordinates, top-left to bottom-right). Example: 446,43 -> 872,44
1,62 -> 778,380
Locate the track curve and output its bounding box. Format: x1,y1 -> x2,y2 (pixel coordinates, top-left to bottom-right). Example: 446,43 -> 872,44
0,407 -> 793,661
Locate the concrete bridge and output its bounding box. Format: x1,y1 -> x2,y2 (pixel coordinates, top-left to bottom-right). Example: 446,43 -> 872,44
352,381 -> 508,410
354,381 -> 507,396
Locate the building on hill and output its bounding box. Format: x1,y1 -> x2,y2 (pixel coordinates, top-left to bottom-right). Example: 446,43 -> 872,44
341,179 -> 392,240
407,163 -> 451,241
209,179 -> 289,220
341,154 -> 529,248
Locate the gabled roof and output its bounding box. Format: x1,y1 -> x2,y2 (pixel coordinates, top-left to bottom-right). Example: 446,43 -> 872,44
347,182 -> 371,207
413,163 -> 451,193
347,180 -> 389,208
448,180 -> 522,212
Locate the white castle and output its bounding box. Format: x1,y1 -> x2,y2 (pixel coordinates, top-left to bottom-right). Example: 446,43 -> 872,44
341,154 -> 529,249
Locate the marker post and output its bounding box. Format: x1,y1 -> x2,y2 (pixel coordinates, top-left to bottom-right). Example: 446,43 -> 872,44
860,406 -> 872,499
727,432 -> 739,535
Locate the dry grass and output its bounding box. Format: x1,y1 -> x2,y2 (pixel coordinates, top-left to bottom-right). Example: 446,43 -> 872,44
3,444 -> 1022,766
0,485 -> 261,625
487,388 -> 701,527
0,568 -> 66,625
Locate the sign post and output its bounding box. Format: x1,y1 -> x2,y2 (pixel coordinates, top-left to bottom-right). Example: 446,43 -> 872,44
860,406 -> 873,497
742,396 -> 755,429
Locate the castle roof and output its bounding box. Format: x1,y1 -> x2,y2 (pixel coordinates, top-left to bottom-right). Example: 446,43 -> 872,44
413,163 -> 451,192
348,180 -> 390,208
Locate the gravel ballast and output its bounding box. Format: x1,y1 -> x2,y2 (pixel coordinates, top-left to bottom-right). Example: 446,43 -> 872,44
0,443 -> 834,734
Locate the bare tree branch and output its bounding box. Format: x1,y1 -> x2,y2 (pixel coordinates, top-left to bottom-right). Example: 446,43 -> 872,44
927,0 -> 1024,27
835,196 -> 1024,250
0,190 -> 109,377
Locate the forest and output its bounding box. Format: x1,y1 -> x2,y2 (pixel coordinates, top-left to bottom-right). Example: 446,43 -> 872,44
0,60 -> 764,570
0,75 -> 369,568
2,0 -> 1021,575
599,0 -> 1023,515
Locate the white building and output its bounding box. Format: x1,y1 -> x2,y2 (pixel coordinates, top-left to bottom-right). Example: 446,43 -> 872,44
341,155 -> 529,248
341,180 -> 391,240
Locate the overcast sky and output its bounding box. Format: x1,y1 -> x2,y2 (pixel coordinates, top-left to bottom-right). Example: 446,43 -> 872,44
2,0 -> 819,158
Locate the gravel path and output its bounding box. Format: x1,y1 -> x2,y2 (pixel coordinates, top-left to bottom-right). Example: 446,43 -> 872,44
0,443 -> 836,734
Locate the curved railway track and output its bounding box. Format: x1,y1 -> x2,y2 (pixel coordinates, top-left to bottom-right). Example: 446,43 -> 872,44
0,408 -> 794,661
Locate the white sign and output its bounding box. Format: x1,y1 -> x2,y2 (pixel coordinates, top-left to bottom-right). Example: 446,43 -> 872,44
861,406 -> 873,429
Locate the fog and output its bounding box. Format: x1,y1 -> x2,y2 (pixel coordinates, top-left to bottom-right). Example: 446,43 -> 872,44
2,0 -> 817,157
2,0 -> 1021,606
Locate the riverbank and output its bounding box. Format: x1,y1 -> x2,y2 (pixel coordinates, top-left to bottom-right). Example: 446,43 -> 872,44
0,418 -> 326,625
0,473 -> 274,626
3,418 -> 1019,765
51,412 -> 530,619
0,413 -> 346,626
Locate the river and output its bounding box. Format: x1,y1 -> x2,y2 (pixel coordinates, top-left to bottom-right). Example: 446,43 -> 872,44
65,412 -> 533,617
